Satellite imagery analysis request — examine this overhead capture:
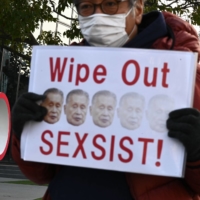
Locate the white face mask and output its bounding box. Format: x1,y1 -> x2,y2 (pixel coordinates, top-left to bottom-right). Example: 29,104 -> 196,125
78,8 -> 135,47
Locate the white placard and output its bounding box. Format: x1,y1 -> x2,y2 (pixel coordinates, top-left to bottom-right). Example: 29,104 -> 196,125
21,46 -> 198,177
0,92 -> 10,160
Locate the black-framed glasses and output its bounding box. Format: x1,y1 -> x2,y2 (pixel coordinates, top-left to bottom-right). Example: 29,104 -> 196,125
76,0 -> 128,17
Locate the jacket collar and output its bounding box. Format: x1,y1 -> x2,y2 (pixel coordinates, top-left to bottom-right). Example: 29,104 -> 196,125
124,11 -> 168,48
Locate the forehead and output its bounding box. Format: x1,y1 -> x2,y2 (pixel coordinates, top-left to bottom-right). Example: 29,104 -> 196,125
121,96 -> 143,107
46,93 -> 63,101
150,98 -> 173,109
68,94 -> 88,103
94,95 -> 116,105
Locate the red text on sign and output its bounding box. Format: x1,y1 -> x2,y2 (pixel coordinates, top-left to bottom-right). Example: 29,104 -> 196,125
40,130 -> 163,166
49,57 -> 107,86
122,60 -> 170,88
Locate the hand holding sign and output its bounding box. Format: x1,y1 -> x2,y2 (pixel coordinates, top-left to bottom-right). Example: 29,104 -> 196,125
167,108 -> 200,162
0,93 -> 10,160
12,92 -> 47,139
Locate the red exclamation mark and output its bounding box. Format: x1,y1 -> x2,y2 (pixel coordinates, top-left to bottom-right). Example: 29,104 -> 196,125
155,140 -> 163,167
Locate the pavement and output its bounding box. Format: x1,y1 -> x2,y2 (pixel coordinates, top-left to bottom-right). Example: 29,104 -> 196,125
0,177 -> 47,200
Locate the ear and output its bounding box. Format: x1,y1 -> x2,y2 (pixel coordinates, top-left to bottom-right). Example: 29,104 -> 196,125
117,108 -> 120,118
38,100 -> 43,106
64,105 -> 67,114
134,0 -> 144,25
145,110 -> 149,120
89,106 -> 92,116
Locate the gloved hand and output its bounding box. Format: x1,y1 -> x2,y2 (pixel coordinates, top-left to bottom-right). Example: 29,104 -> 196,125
167,108 -> 200,162
12,92 -> 47,140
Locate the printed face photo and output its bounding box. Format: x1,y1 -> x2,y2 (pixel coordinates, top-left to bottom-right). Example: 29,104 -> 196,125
146,95 -> 174,133
41,92 -> 63,124
118,96 -> 144,130
64,93 -> 89,126
90,95 -> 116,128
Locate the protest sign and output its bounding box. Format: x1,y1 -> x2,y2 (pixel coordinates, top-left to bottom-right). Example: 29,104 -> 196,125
0,92 -> 10,160
21,46 -> 197,177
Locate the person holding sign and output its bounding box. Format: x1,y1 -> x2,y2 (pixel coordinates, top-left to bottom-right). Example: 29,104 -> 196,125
117,92 -> 145,130
90,90 -> 116,127
146,94 -> 174,133
11,0 -> 200,200
64,89 -> 89,126
40,88 -> 64,124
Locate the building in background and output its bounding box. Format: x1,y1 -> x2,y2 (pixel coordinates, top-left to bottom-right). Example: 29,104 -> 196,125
34,3 -> 80,45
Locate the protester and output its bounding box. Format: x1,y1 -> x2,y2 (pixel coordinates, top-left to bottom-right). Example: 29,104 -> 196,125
11,0 -> 200,199
90,90 -> 116,127
146,94 -> 174,133
64,89 -> 89,126
40,88 -> 64,124
117,92 -> 145,130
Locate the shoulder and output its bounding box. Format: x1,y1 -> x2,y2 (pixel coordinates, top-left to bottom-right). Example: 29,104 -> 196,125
162,11 -> 198,36
153,11 -> 200,60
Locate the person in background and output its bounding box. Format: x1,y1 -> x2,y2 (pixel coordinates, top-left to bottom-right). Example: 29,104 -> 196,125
11,0 -> 200,199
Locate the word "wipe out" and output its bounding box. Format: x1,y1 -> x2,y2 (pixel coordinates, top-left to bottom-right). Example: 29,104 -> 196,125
49,57 -> 170,88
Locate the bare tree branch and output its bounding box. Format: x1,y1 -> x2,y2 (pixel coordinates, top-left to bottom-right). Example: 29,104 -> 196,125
49,0 -> 78,21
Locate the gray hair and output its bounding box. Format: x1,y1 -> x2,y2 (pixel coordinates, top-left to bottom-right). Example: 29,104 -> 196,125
147,94 -> 174,110
43,88 -> 64,99
119,92 -> 145,106
129,0 -> 146,8
92,90 -> 117,105
66,89 -> 89,103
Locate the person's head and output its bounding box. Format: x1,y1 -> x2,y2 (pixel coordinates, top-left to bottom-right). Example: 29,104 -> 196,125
41,88 -> 64,124
117,92 -> 145,130
75,0 -> 145,47
146,94 -> 175,133
90,90 -> 117,127
64,89 -> 89,126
